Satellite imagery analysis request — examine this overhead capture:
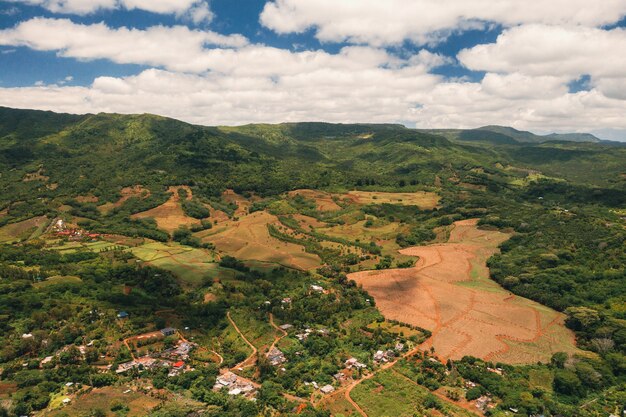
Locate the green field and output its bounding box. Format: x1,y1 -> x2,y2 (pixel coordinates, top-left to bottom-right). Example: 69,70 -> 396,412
128,242 -> 229,286
350,369 -> 475,417
34,275 -> 83,288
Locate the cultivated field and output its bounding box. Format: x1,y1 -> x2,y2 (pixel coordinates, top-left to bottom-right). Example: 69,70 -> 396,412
196,211 -> 321,270
98,185 -> 150,213
43,386 -> 163,417
131,186 -> 204,232
349,219 -> 579,364
0,215 -> 49,243
288,189 -> 343,211
287,189 -> 441,211
128,242 -> 223,286
350,369 -> 475,417
344,190 -> 441,209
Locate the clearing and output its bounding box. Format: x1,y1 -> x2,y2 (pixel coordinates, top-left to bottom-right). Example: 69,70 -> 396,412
0,216 -> 50,243
196,210 -> 321,270
131,186 -> 204,232
128,242 -> 223,286
98,185 -> 150,213
350,369 -> 475,417
344,190 -> 440,209
349,219 -> 579,364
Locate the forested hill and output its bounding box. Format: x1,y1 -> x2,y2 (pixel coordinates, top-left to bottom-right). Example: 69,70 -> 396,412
0,107 -> 624,208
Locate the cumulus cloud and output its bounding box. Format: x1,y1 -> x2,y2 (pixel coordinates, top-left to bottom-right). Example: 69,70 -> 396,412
458,25 -> 626,79
10,0 -> 214,21
2,1 -> 626,140
1,62 -> 626,139
0,18 -> 248,72
260,0 -> 626,46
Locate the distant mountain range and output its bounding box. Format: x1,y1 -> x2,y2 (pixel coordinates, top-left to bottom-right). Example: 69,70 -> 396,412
421,125 -> 604,145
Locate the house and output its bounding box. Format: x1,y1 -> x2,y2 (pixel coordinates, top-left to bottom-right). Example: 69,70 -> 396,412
41,356 -> 54,365
117,311 -> 129,319
320,385 -> 335,394
62,398 -> 71,405
395,342 -> 405,352
216,372 -> 238,387
373,350 -> 386,362
310,284 -> 324,292
279,324 -> 293,331
173,361 -> 185,370
160,327 -> 176,337
267,347 -> 286,366
281,297 -> 292,304
345,357 -> 366,369
22,333 -> 33,339
333,372 -> 346,381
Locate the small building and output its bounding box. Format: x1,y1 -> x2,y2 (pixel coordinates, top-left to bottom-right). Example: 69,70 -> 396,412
373,350 -> 386,362
62,398 -> 71,405
395,342 -> 405,352
117,311 -> 129,319
345,357 -> 366,369
279,324 -> 293,331
267,347 -> 286,366
216,372 -> 238,387
161,327 -> 176,337
173,361 -> 185,370
281,297 -> 292,304
320,385 -> 335,394
22,333 -> 33,339
310,284 -> 324,292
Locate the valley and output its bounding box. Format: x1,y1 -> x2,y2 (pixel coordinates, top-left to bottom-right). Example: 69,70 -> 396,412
0,108 -> 624,417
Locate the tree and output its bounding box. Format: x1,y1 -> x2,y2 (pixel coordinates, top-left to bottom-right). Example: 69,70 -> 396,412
554,369 -> 584,396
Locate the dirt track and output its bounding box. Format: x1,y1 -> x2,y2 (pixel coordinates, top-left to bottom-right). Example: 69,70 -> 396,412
349,219 -> 578,364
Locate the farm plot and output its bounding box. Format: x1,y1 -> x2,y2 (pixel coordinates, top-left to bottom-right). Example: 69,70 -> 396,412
349,219 -> 579,364
350,369 -> 475,417
287,189 -> 343,211
98,185 -> 151,213
344,190 -> 441,209
196,211 -> 321,270
131,186 -> 204,232
0,216 -> 50,243
128,242 -> 223,286
43,386 -> 163,417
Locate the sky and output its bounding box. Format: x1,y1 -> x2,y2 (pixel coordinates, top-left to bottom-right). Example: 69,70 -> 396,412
1,1 -> 626,140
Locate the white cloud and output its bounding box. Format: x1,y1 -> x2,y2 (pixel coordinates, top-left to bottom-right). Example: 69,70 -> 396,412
0,18 -> 248,72
458,25 -> 626,79
1,2 -> 626,140
260,0 -> 626,46
10,0 -> 214,22
2,61 -> 626,139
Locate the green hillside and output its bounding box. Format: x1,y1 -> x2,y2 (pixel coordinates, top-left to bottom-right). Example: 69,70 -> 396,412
0,107 -> 625,417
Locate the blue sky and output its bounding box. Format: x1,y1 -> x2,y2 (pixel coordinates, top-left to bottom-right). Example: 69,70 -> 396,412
1,0 -> 625,140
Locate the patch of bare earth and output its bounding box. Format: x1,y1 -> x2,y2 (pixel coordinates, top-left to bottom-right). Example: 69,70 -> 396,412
348,219 -> 578,364
344,190 -> 441,209
288,189 -> 343,211
131,186 -> 202,233
75,195 -> 99,203
99,185 -> 151,213
197,210 -> 321,270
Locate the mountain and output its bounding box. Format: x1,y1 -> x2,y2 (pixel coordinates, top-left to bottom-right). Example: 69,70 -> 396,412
422,125 -> 602,145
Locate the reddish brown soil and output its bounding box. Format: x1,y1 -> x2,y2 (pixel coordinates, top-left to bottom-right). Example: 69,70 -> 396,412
348,219 -> 578,364
131,186 -> 202,232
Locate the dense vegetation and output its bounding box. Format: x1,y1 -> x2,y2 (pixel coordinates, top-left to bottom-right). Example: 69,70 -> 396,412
0,107 -> 624,416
